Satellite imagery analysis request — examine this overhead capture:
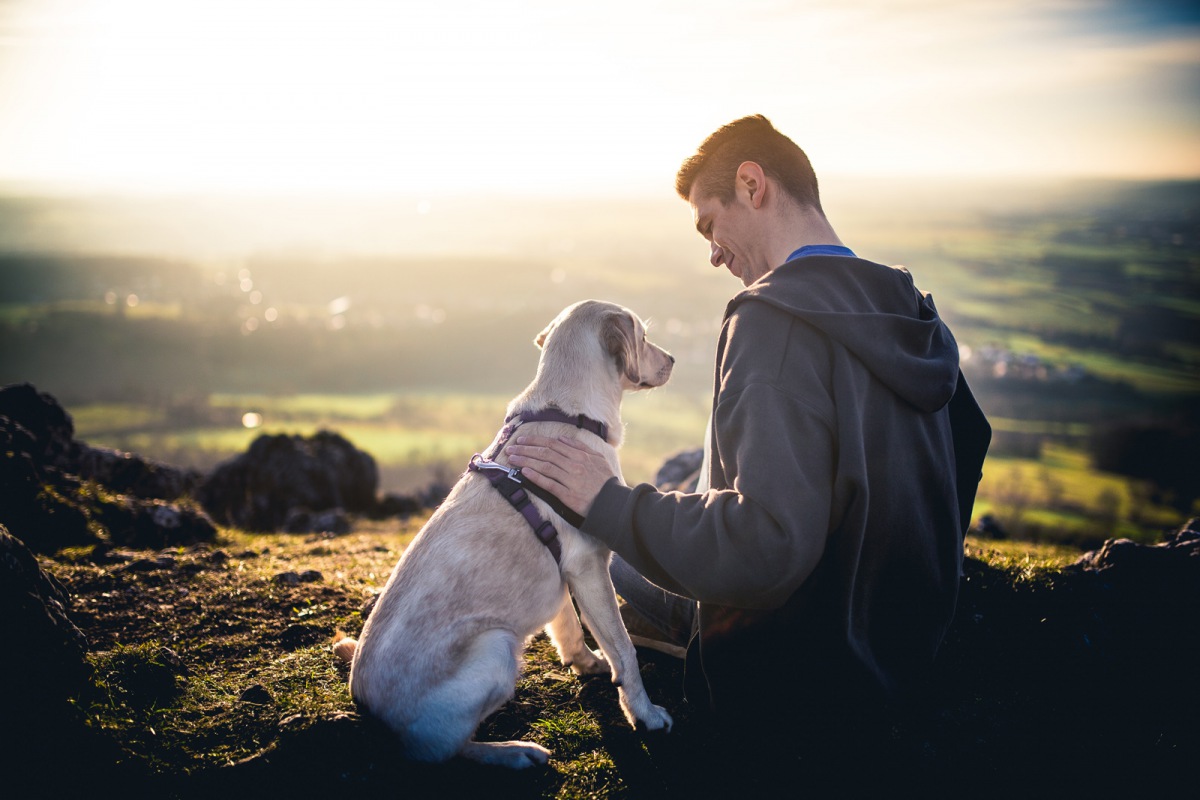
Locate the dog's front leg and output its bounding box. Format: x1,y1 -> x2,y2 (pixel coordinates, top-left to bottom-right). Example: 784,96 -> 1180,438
546,586 -> 609,677
568,555 -> 673,732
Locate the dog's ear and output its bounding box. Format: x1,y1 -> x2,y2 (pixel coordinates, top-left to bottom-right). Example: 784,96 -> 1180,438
602,311 -> 640,383
535,322 -> 553,350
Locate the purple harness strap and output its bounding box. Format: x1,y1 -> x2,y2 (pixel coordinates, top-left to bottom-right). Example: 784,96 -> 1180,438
466,407 -> 610,565
474,466 -> 563,562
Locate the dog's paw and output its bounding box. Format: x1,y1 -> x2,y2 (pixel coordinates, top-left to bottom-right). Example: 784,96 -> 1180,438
460,740 -> 552,769
566,648 -> 609,678
619,692 -> 673,733
636,703 -> 673,733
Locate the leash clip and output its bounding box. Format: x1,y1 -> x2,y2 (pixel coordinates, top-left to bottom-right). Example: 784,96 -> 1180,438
468,453 -> 522,483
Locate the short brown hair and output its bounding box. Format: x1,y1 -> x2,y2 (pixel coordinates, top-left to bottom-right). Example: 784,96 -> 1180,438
675,114 -> 822,211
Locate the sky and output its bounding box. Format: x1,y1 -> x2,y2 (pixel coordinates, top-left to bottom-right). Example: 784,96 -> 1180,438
0,0 -> 1197,195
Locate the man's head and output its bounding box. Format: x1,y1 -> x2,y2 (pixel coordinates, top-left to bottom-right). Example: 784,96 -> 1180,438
675,114 -> 822,212
678,115 -> 829,286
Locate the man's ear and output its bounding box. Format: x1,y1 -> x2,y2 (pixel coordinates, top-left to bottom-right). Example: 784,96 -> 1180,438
602,311 -> 640,383
736,161 -> 767,209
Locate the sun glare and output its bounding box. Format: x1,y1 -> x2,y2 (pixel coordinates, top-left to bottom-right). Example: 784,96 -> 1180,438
0,0 -> 692,194
0,0 -> 1196,194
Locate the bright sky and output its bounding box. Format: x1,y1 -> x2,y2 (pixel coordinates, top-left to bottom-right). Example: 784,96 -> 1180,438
0,0 -> 1197,194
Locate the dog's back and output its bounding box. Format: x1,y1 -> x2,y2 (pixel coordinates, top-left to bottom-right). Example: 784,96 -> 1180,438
341,439 -> 585,729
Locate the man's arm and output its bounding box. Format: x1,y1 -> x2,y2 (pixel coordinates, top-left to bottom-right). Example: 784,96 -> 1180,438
510,381 -> 835,609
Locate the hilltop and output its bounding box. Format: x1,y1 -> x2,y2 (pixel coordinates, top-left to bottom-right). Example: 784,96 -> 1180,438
3,383 -> 1197,798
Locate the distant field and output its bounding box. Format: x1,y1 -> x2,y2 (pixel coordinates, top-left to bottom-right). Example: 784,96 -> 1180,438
67,389 -> 1185,546
70,389 -> 712,493
7,180 -> 1198,548
973,442 -> 1185,545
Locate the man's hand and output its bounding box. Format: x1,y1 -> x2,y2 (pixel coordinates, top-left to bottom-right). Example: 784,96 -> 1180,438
505,435 -> 616,519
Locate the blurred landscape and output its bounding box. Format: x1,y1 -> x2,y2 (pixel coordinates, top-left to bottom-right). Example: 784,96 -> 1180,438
2,177 -> 1197,548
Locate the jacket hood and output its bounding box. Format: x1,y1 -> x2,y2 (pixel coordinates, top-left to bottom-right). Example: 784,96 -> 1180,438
729,256 -> 960,412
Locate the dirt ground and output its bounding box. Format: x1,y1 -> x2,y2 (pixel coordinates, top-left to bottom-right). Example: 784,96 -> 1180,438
24,517 -> 1198,799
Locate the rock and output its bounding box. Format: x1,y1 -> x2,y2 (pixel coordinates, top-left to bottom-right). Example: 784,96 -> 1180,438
70,444 -> 201,501
282,507 -> 351,535
418,479 -> 453,510
0,383 -> 198,500
0,524 -> 91,696
197,431 -> 378,532
0,383 -> 76,466
0,414 -> 93,553
0,523 -> 95,777
654,448 -> 704,493
98,496 -> 219,550
239,683 -> 273,705
280,623 -> 323,650
0,384 -> 216,553
279,712 -> 306,732
372,492 -> 422,519
273,571 -> 302,586
298,570 -> 324,583
1069,518 -> 1200,600
975,513 -> 1007,539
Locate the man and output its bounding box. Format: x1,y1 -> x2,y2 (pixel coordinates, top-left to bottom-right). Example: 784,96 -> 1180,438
507,115 -> 990,717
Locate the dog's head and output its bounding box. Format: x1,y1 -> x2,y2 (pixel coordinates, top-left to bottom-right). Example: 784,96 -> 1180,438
535,300 -> 674,391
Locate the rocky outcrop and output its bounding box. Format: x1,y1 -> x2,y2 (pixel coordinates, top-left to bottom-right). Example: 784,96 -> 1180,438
0,524 -> 90,695
655,448 -> 703,493
196,431 -> 379,532
0,383 -> 216,553
1069,519 -> 1200,592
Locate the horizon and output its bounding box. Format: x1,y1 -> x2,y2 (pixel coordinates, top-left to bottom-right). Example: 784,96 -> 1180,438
2,174 -> 1190,262
1,0 -> 1198,196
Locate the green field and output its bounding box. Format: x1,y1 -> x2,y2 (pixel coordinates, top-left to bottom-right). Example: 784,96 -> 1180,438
5,180 -> 1198,549
70,389 -> 712,493
67,388 -> 1185,548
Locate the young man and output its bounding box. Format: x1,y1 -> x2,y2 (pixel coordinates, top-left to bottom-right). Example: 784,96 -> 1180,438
507,115 -> 990,716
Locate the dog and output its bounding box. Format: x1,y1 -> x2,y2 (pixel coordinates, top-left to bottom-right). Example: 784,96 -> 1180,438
333,300 -> 675,768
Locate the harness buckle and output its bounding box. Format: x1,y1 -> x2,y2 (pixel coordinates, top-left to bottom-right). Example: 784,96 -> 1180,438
468,453 -> 522,483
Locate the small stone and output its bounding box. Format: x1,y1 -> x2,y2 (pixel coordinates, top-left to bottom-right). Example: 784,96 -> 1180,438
239,683 -> 273,704
273,571 -> 301,586
279,712 -> 305,730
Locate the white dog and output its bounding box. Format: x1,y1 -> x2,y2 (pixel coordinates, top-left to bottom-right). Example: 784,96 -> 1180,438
333,300 -> 674,768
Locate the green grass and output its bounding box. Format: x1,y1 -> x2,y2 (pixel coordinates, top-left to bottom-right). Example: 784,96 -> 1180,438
208,392 -> 407,421
68,389 -> 711,491
975,442 -> 1184,544
72,404 -> 170,435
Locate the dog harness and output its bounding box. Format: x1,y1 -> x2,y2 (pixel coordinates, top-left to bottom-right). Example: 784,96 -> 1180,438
466,408 -> 609,565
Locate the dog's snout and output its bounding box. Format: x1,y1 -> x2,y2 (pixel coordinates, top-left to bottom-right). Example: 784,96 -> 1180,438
668,354 -> 676,364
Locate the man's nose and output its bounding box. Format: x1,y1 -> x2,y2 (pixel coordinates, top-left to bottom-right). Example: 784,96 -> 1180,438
709,242 -> 725,267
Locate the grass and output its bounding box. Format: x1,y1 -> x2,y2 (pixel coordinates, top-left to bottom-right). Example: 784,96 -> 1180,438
46,518 -> 686,795
963,537 -> 1081,578
974,442 -> 1184,544
39,512 -> 1195,798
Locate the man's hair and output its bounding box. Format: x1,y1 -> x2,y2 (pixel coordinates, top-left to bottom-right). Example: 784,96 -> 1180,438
675,114 -> 822,212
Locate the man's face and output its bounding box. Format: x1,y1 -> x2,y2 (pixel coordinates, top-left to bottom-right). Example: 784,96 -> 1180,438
688,183 -> 769,287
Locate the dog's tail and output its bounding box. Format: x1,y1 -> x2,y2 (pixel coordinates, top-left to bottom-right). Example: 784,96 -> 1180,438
332,631 -> 357,664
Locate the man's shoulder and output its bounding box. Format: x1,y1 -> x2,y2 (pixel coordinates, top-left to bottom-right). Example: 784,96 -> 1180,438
723,293 -> 827,347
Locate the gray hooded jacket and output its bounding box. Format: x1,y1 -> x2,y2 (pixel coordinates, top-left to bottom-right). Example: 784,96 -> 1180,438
582,254 -> 990,711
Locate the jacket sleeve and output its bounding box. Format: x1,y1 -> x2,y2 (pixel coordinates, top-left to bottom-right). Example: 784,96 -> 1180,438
582,379 -> 834,610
